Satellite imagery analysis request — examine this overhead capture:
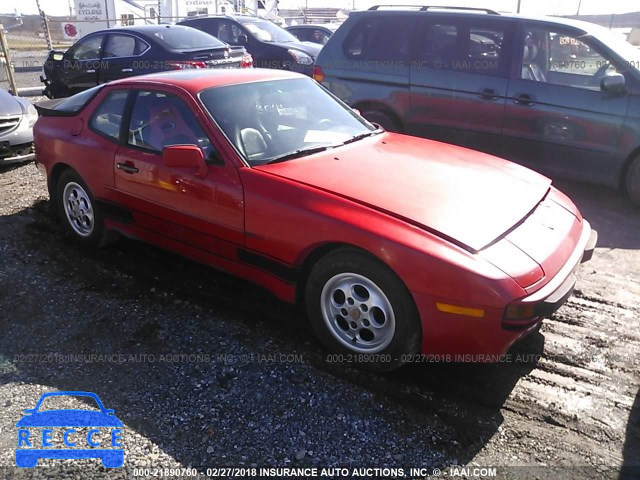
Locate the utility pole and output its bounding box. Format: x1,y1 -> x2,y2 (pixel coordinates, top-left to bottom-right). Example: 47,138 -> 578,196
576,0 -> 582,15
517,0 -> 521,13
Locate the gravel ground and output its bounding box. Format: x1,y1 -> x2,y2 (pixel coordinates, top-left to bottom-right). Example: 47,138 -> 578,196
0,160 -> 638,480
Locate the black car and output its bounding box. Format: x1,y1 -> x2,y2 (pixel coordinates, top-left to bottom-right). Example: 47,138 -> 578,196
285,23 -> 340,45
41,25 -> 252,98
178,15 -> 321,76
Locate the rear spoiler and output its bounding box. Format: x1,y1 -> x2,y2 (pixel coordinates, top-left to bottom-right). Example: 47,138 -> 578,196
35,99 -> 77,117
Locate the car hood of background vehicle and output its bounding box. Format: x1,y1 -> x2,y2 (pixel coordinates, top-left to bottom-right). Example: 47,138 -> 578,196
0,89 -> 24,116
16,410 -> 124,427
258,133 -> 551,252
272,41 -> 321,57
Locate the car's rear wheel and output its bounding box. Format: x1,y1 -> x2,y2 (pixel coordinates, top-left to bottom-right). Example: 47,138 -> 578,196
305,248 -> 421,371
625,154 -> 640,207
361,109 -> 401,133
56,169 -> 106,248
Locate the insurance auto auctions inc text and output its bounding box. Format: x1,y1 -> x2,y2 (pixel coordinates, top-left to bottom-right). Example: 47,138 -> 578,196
207,466 -> 498,478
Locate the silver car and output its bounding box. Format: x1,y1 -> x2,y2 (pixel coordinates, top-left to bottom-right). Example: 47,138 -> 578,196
0,88 -> 36,165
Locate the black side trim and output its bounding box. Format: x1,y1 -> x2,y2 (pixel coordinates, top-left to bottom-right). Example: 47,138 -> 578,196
96,200 -> 133,224
237,249 -> 299,284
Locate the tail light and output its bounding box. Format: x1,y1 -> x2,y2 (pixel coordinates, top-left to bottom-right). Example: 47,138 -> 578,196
166,61 -> 208,70
241,53 -> 253,68
313,65 -> 325,82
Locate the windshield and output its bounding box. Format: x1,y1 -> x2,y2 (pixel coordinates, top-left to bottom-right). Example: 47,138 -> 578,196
590,26 -> 640,71
153,26 -> 225,50
199,78 -> 376,165
242,20 -> 299,43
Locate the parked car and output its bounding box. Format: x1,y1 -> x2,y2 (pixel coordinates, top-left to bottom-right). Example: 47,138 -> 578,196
41,24 -> 253,98
314,6 -> 640,206
178,15 -> 321,76
285,23 -> 340,45
34,69 -> 596,371
0,88 -> 36,166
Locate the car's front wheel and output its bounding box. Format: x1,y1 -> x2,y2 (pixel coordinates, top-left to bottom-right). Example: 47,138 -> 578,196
305,248 -> 421,371
56,169 -> 106,248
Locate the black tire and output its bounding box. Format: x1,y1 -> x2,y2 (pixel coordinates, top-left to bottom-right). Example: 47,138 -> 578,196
55,169 -> 107,248
361,110 -> 401,133
625,154 -> 640,207
305,248 -> 421,371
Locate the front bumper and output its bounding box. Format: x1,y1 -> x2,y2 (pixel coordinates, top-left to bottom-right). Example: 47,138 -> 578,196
0,142 -> 35,165
502,222 -> 597,330
417,221 -> 597,359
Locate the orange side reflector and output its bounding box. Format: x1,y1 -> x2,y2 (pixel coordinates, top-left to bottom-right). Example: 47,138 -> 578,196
436,302 -> 486,318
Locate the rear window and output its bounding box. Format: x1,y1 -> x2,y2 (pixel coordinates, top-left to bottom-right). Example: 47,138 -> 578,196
153,26 -> 226,50
343,16 -> 415,61
53,85 -> 103,113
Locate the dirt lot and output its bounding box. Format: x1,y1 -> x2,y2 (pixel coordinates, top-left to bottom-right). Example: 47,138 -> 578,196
0,161 -> 638,480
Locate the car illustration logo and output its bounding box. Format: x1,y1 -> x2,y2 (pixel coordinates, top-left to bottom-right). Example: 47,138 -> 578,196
15,391 -> 124,468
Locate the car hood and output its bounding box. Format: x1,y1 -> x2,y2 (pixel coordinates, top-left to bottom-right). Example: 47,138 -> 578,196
271,41 -> 321,57
0,89 -> 24,116
16,410 -> 123,427
258,133 -> 551,252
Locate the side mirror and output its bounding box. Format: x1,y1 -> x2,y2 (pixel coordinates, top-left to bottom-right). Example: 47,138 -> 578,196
238,34 -> 248,45
601,73 -> 627,95
51,51 -> 65,61
162,145 -> 207,177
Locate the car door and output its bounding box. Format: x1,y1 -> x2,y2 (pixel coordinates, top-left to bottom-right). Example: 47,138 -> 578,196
99,33 -> 150,84
61,34 -> 105,94
408,15 -> 514,155
502,23 -> 630,182
113,88 -> 245,252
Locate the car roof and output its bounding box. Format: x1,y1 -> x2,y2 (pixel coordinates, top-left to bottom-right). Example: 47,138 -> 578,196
89,24 -> 197,36
288,24 -> 340,31
352,8 -> 602,35
180,15 -> 266,23
108,68 -> 305,93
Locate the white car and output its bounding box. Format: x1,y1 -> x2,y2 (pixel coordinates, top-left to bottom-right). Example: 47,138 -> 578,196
0,88 -> 36,165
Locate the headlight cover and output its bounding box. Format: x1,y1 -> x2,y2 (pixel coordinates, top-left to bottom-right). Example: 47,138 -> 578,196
27,103 -> 38,127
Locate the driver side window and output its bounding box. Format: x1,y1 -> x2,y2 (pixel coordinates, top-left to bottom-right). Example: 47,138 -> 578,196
127,90 -> 216,160
70,35 -> 104,61
521,27 -> 618,90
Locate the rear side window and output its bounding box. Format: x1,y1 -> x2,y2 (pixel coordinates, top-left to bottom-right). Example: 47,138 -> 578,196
53,85 -> 103,113
343,16 -> 415,61
419,20 -> 512,77
89,90 -> 129,141
103,34 -> 148,58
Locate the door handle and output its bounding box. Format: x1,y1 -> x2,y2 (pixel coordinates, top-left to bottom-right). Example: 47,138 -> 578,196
121,68 -> 133,72
86,69 -> 96,73
116,163 -> 139,174
479,88 -> 499,100
514,94 -> 535,106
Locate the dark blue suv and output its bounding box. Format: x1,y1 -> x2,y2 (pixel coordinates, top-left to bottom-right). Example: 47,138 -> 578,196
315,6 -> 640,205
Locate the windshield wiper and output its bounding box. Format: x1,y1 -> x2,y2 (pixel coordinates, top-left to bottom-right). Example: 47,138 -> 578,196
341,130 -> 381,146
267,145 -> 330,164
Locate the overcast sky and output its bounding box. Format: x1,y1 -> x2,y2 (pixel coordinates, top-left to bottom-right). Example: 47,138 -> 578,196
3,0 -> 640,17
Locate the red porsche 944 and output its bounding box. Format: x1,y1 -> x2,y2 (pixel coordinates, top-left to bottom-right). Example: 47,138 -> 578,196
34,69 -> 597,370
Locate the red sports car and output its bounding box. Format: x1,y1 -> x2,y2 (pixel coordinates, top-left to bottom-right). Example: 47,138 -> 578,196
34,69 -> 597,370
